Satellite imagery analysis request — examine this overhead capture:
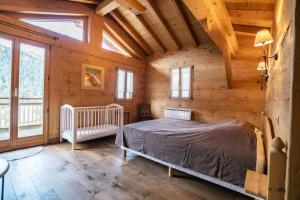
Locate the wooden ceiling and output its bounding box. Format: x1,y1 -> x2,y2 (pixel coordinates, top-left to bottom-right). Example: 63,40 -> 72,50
225,0 -> 275,37
61,0 -> 275,59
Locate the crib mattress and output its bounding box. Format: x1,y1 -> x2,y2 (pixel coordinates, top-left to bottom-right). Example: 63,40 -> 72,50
62,124 -> 119,142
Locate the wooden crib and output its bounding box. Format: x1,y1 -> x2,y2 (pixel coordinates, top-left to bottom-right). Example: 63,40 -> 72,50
60,104 -> 124,149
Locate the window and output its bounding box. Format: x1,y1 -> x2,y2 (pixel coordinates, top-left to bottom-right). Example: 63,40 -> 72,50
116,69 -> 133,100
102,32 -> 131,57
21,18 -> 86,41
170,67 -> 192,99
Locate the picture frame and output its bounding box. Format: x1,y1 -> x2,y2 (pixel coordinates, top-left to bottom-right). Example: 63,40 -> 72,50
81,63 -> 105,90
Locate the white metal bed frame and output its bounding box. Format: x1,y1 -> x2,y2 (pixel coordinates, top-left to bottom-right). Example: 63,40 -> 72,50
121,107 -> 262,199
60,104 -> 123,150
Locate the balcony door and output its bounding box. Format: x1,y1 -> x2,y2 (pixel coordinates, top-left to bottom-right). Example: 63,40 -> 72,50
0,33 -> 49,152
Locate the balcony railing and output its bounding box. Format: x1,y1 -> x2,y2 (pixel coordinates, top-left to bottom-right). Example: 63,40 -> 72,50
0,97 -> 43,130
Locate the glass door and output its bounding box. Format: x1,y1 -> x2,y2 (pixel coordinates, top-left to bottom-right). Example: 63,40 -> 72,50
13,39 -> 49,149
0,36 -> 49,152
18,42 -> 45,138
0,35 -> 13,152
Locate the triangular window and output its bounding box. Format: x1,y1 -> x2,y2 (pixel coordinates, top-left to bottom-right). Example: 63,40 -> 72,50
102,31 -> 131,57
21,18 -> 85,41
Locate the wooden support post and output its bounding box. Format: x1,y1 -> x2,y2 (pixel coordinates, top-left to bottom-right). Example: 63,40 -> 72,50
268,137 -> 286,200
168,167 -> 174,177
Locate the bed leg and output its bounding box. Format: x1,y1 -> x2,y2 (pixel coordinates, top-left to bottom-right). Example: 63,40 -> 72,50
168,167 -> 174,177
72,142 -> 76,150
123,149 -> 127,158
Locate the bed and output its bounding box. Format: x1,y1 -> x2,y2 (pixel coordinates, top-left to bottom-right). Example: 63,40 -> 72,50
115,108 -> 266,198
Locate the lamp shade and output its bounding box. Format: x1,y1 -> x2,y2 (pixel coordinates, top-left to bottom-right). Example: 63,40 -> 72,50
257,61 -> 266,71
254,29 -> 274,47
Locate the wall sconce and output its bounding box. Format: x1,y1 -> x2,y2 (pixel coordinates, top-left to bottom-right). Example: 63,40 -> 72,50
254,29 -> 278,89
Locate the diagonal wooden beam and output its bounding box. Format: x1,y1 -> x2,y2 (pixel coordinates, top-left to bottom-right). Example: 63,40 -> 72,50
144,0 -> 180,50
168,0 -> 197,47
96,0 -> 146,16
104,18 -> 146,59
96,0 -> 120,16
114,0 -> 146,15
183,0 -> 239,55
110,9 -> 153,55
136,14 -> 167,52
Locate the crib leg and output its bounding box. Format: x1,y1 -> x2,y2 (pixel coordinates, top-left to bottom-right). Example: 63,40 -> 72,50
168,167 -> 174,177
123,149 -> 127,158
72,142 -> 76,150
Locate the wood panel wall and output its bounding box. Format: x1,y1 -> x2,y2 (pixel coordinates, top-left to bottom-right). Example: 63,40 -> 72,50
49,46 -> 145,140
0,9 -> 146,142
266,0 -> 299,199
146,38 -> 265,127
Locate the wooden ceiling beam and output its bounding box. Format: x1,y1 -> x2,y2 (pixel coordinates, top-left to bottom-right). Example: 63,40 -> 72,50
96,0 -> 120,16
144,0 -> 180,50
110,9 -> 153,55
168,0 -> 197,47
0,0 -> 91,15
66,0 -> 99,4
114,0 -> 146,15
229,10 -> 273,27
136,15 -> 167,52
104,18 -> 146,59
224,0 -> 275,11
96,0 -> 146,16
183,0 -> 239,56
233,24 -> 262,37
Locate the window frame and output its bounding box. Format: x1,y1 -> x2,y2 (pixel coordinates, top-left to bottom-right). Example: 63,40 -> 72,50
115,67 -> 134,101
10,13 -> 88,42
170,66 -> 193,100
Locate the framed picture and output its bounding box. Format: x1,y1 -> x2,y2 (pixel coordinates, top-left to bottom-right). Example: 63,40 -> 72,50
81,64 -> 105,90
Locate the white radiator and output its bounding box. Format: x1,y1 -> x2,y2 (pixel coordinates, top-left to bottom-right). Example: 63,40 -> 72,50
164,107 -> 192,120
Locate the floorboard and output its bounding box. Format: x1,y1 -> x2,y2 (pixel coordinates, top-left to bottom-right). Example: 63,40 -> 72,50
1,136 -> 252,200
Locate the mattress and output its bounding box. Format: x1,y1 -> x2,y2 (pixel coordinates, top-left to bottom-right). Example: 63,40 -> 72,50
116,118 -> 260,187
62,124 -> 118,142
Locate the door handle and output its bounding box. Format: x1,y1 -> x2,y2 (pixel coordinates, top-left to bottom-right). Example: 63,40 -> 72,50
14,88 -> 18,97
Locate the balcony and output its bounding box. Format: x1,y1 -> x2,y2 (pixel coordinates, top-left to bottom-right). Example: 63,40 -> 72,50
0,98 -> 43,141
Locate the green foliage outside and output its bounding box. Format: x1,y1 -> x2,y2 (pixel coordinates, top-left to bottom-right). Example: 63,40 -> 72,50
0,43 -> 44,99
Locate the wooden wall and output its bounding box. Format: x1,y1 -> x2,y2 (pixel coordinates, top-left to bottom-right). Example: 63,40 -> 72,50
146,37 -> 265,127
48,46 -> 145,141
0,6 -> 146,142
48,46 -> 145,140
290,2 -> 300,198
266,0 -> 299,199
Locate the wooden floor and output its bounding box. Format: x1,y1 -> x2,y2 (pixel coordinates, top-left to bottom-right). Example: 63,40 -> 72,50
1,136 -> 252,200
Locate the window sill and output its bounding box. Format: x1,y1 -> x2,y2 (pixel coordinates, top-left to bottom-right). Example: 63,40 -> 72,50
169,97 -> 193,101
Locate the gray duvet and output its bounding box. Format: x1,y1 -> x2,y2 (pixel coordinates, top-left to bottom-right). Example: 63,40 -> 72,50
115,118 -> 256,187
